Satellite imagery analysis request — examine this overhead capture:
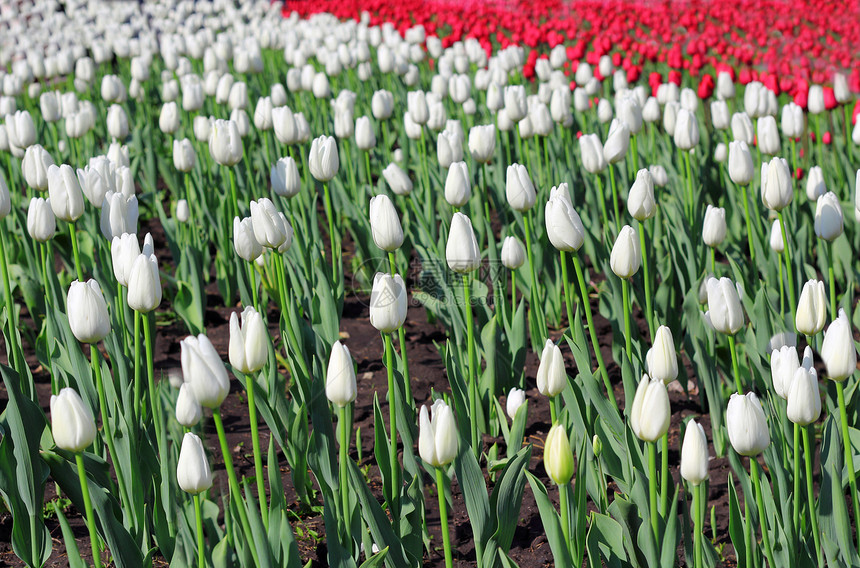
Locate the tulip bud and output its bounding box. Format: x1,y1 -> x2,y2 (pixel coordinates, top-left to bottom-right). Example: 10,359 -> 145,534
579,133 -> 607,174
355,116 -> 376,151
382,162 -> 413,196
717,72 -> 735,100
406,91 -> 429,125
731,112 -> 754,144
106,105 -> 128,140
756,115 -> 780,156
177,432 -> 213,494
726,392 -> 770,456
233,216 -> 263,262
446,212 -> 481,273
50,388 -> 97,452
40,91 -> 61,123
127,253 -> 162,312
5,110 -> 36,149
182,333 -> 230,409
173,138 -> 196,173
771,345 -> 800,400
663,101 -> 679,135
618,95 -> 643,134
781,102 -> 805,138
769,218 -> 784,253
805,166 -> 826,201
702,205 -> 727,248
796,280 -> 827,337
610,225 -> 641,279
603,119 -> 630,164
761,158 -> 792,211
545,183 -> 585,252
627,169 -> 656,221
649,165 -> 668,187
437,131 -> 463,169
47,164 -> 85,222
468,124 -> 495,163
22,144 -> 53,191
646,326 -> 678,384
673,108 -> 699,150
821,309 -> 858,381
229,307 -> 268,374
642,97 -> 661,123
711,100 -> 730,130
505,164 -> 536,212
158,102 -> 180,134
501,236 -> 526,270
369,273 -> 407,333
369,194 -> 404,252
630,374 -> 670,442
443,162 -> 471,208
544,424 -> 574,485
808,85 -> 824,115
27,197 -> 56,242
250,198 -> 288,249
326,340 -> 356,407
418,400 -> 458,468
209,119 -> 243,166
536,339 -> 567,397
100,191 -> 138,240
705,277 -> 744,335
680,420 -> 709,486
504,85 -> 527,122
253,97 -> 273,130
371,90 -> 394,120
596,99 -> 613,124
787,366 -> 821,426
193,116 -> 212,143
506,388 -> 526,419
271,156 -> 301,199
814,191 -> 843,242
67,279 -> 111,344
175,383 -> 203,428
308,135 -> 339,182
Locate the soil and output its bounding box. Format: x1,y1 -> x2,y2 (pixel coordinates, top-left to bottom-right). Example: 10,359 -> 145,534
0,211 -> 742,568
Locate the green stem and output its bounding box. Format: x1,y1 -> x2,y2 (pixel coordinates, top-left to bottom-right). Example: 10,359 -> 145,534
621,278 -> 632,359
836,382 -> 860,553
793,423 -> 801,540
740,184 -> 755,263
648,442 -> 659,539
523,214 -> 545,344
389,252 -> 412,405
750,458 -> 777,568
549,395 -> 558,425
559,252 -> 575,338
510,271 -> 516,317
244,372 -> 268,528
828,240 -> 837,320
595,175 -> 609,242
559,482 -> 572,556
638,220 -> 654,339
212,409 -> 260,565
694,484 -> 703,568
435,467 -> 454,568
90,346 -> 124,498
777,210 -> 796,322
463,274 -> 480,457
117,282 -> 129,359
0,224 -> 19,373
383,332 -> 400,518
608,164 -> 620,233
727,334 -> 743,394
802,426 -> 823,566
630,135 -> 639,178
75,453 -> 102,568
323,182 -> 338,286
193,493 -> 205,568
133,310 -> 142,423
228,166 -> 239,224
69,221 -> 84,281
660,433 -> 669,516
338,405 -> 351,534
711,248 -> 716,276
572,255 -> 613,405
247,261 -> 259,314
143,314 -> 162,451
683,150 -> 694,226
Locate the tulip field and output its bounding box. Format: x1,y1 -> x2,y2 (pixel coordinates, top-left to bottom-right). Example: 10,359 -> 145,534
3,0 -> 860,567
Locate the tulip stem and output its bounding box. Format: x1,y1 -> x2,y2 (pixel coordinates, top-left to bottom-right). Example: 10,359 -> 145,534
559,252 -> 575,339
572,255 -> 613,406
637,220 -> 655,340
522,214 -> 544,344
116,282 -> 129,359
595,175 -> 610,242
778,253 -> 784,317
621,279 -> 632,359
0,224 -> 20,374
683,150 -> 694,227
389,252 -> 412,405
435,467 -> 454,568
777,210 -> 796,323
228,167 -> 239,225
750,458 -> 777,568
828,240 -> 837,320
740,184 -> 755,264
726,334 -> 743,394
510,271 -> 516,317
68,221 -> 84,281
608,164 -> 620,234
75,453 -> 102,568
791,422 -> 801,540
660,434 -> 669,516
193,493 -> 205,568
133,310 -> 142,423
246,261 -> 259,315
693,483 -> 703,568
559,482 -> 572,556
90,346 -> 124,496
630,135 -> 639,177
244,372 -> 268,528
463,274 -> 480,457
648,441 -> 659,539
322,182 -> 339,286
338,404 -> 351,537
710,248 -> 716,276
383,332 -> 400,519
836,382 -> 860,553
802,426 -> 823,566
212,409 -> 260,566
